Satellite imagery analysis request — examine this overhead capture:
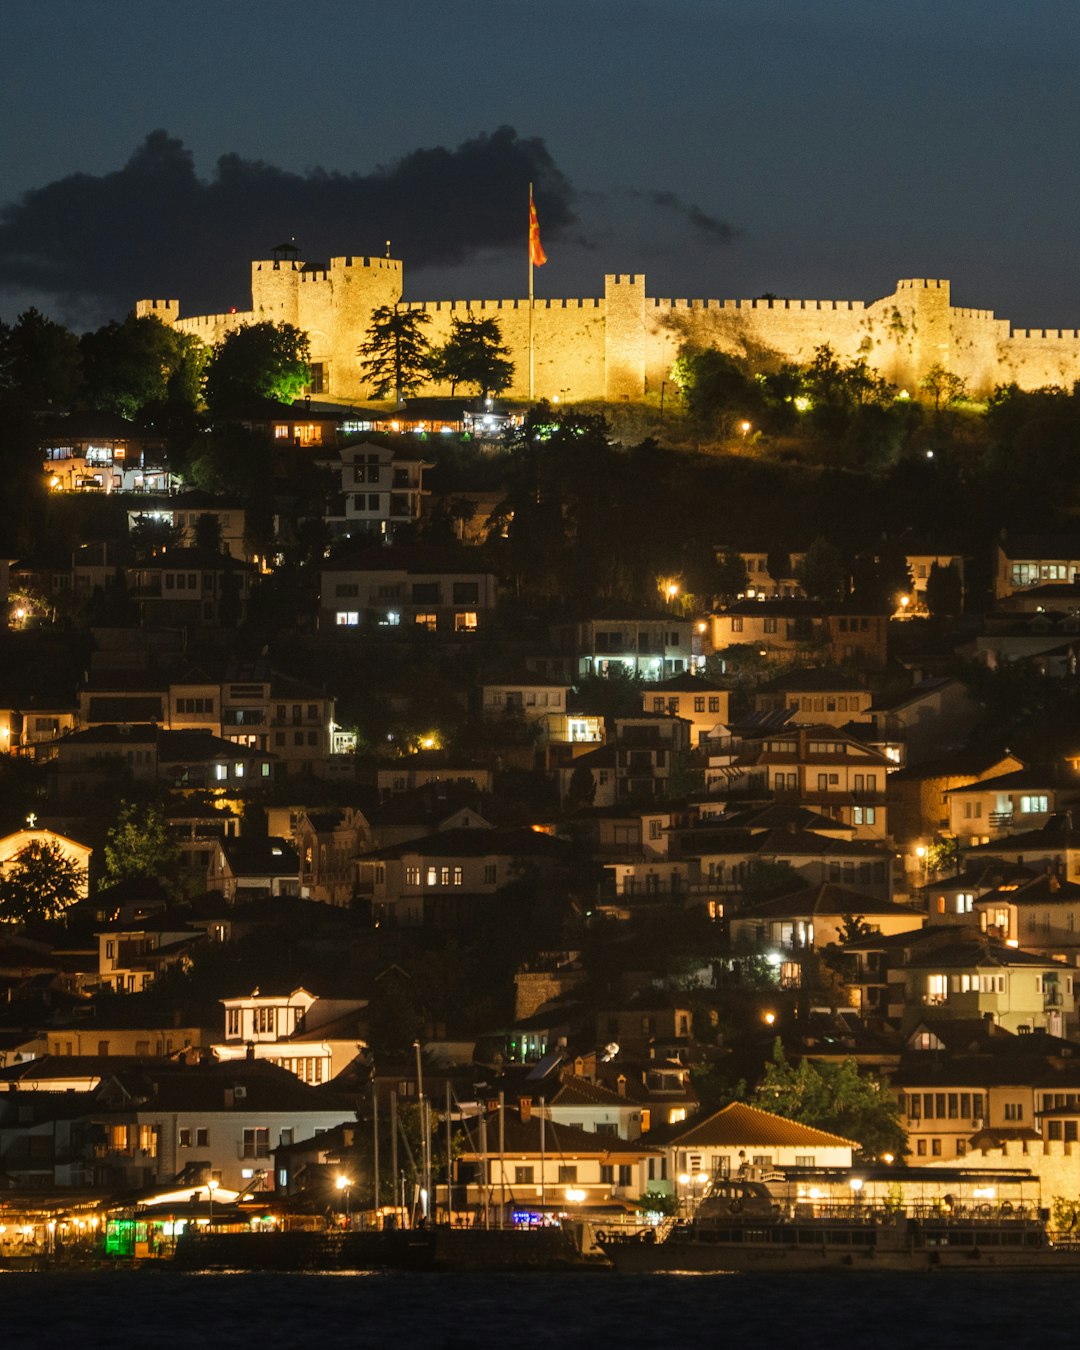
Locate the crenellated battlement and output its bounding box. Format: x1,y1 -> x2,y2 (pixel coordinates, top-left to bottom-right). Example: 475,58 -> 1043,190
896,278 -> 949,290
401,297 -> 601,312
1012,327 -> 1080,341
654,296 -> 867,313
329,255 -> 401,272
135,298 -> 179,322
175,311 -> 249,332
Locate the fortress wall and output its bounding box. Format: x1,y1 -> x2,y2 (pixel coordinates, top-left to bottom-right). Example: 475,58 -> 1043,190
174,311 -> 249,347
999,331 -> 1080,390
139,257 -> 1080,406
644,295 -> 871,395
396,296 -> 607,402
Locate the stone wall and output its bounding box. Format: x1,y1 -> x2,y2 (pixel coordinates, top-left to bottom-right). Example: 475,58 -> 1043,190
136,258 -> 1080,404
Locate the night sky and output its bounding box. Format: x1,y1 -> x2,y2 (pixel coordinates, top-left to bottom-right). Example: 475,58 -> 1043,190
3,0 -> 1079,329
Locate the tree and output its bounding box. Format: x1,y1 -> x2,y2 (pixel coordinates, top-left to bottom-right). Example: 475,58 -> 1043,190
926,836 -> 962,877
103,802 -> 179,888
797,536 -> 847,602
80,314 -> 205,419
432,315 -> 514,398
0,308 -> 82,410
0,841 -> 85,922
566,763 -> 597,810
203,321 -> 310,413
714,550 -> 750,604
919,363 -> 967,413
925,560 -> 963,617
193,512 -> 224,558
751,1039 -> 906,1159
740,859 -> 803,905
358,305 -> 432,403
670,346 -> 762,435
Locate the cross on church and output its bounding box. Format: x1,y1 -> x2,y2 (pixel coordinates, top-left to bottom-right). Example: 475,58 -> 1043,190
25,812 -> 37,829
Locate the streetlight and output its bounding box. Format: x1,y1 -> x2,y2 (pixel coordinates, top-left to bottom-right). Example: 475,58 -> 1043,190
207,1178 -> 219,1229
336,1174 -> 352,1228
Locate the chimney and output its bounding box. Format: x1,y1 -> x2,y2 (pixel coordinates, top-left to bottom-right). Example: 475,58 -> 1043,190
616,1074 -> 627,1097
519,1097 -> 532,1122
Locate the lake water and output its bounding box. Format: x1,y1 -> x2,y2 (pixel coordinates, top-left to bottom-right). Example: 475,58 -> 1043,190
8,1269 -> 1079,1348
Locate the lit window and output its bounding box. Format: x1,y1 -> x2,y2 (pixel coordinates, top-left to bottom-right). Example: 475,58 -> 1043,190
336,611 -> 360,626
454,611 -> 478,632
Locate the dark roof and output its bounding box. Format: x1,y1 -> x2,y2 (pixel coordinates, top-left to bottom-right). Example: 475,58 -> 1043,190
944,764 -> 1080,795
322,544 -> 493,575
998,534 -> 1080,561
678,826 -> 890,859
360,826 -> 570,863
902,938 -> 1066,970
757,668 -> 867,694
219,837 -> 299,876
639,674 -> 728,693
129,549 -> 256,572
869,677 -> 961,712
736,883 -> 919,921
456,1114 -> 659,1157
967,823 -> 1080,855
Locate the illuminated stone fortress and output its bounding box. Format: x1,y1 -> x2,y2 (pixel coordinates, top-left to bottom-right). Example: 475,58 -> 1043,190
136,249 -> 1080,403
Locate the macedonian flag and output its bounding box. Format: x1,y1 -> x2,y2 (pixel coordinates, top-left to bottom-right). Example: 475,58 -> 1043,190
529,189 -> 547,267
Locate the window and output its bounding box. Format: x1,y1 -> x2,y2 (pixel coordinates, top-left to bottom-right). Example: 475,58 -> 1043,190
196,1128 -> 209,1147
454,611 -> 478,632
336,611 -> 360,626
619,1164 -> 633,1187
557,1166 -> 578,1184
515,1166 -> 534,1185
453,867 -> 463,886
483,864 -> 497,884
242,1127 -> 271,1159
1004,1102 -> 1023,1121
694,696 -> 705,713
335,583 -> 360,598
226,1009 -> 240,1037
453,582 -> 479,604
414,612 -> 438,631
405,866 -> 421,886
931,1139 -> 942,1156
600,1164 -> 614,1185
1021,795 -> 1049,814
179,1128 -> 192,1148
412,582 -> 440,604
708,697 -> 720,713
730,617 -> 744,633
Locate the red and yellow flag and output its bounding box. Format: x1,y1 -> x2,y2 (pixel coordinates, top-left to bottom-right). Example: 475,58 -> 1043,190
529,189 -> 547,267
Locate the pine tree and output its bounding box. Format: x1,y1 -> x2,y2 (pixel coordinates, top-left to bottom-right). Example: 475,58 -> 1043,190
358,306 -> 432,403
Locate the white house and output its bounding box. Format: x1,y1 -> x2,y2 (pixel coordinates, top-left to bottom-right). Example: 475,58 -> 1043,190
214,987 -> 368,1085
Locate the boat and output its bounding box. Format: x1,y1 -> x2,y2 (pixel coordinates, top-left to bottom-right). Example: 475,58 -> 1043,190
598,1173 -> 1080,1272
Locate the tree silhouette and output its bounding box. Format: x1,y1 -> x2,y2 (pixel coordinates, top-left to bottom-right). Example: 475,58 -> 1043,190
358,306 -> 432,403
0,841 -> 85,922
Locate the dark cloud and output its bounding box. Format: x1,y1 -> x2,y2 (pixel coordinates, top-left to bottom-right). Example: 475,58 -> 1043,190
636,189 -> 740,243
0,127 -> 576,324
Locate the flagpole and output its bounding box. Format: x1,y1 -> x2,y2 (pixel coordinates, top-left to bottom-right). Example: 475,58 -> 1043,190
528,181 -> 535,402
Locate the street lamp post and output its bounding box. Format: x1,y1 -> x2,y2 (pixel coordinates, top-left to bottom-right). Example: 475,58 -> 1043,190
336,1174 -> 352,1228
207,1178 -> 219,1230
